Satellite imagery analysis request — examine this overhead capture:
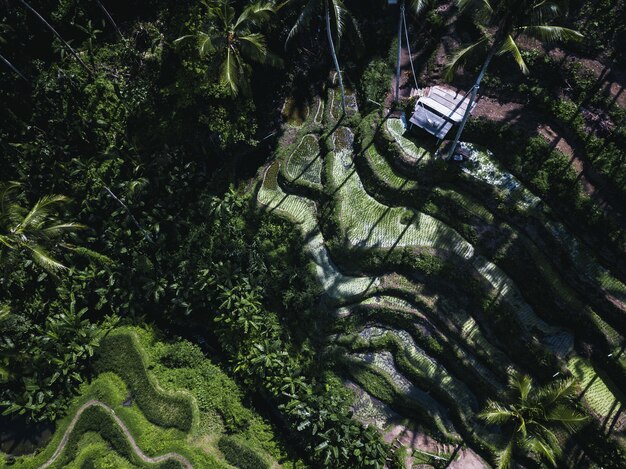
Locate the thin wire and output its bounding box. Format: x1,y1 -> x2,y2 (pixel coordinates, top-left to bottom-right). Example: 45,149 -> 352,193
402,6 -> 420,91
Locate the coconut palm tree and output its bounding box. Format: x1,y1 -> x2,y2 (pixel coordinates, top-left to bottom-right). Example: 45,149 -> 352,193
17,0 -> 92,75
175,0 -> 282,96
286,0 -> 362,115
479,372 -> 587,468
445,0 -> 582,158
0,182 -> 85,272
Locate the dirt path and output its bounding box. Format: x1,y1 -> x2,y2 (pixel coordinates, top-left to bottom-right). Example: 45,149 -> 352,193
38,400 -> 193,469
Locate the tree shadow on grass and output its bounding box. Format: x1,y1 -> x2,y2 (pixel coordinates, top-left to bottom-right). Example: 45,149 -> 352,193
286,135 -> 323,186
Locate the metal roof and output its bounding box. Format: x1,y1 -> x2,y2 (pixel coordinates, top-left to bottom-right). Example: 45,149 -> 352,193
409,86 -> 476,139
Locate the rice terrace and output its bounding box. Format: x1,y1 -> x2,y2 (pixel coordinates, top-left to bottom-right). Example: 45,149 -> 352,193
1,1 -> 625,468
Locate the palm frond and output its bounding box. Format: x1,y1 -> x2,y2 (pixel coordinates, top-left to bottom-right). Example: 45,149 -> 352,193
0,181 -> 20,216
546,405 -> 588,432
530,1 -> 561,25
444,36 -> 489,81
457,0 -> 494,23
220,47 -> 240,95
285,0 -> 317,48
346,10 -> 364,55
478,400 -> 515,424
523,434 -> 558,467
517,25 -> 583,43
330,0 -> 347,43
198,31 -> 216,56
29,245 -> 67,272
240,32 -> 268,56
534,377 -> 576,406
498,34 -> 528,74
410,0 -> 431,15
510,372 -> 533,403
235,1 -> 276,29
20,195 -> 70,231
497,436 -> 515,469
240,32 -> 283,67
173,34 -> 195,47
41,222 -> 85,237
0,235 -> 14,249
0,304 -> 10,321
66,245 -> 113,266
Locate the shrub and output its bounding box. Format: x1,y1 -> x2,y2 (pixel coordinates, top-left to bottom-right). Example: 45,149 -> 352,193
94,333 -> 194,432
53,404 -> 186,468
359,58 -> 391,110
217,435 -> 270,469
57,406 -> 136,467
159,341 -> 206,369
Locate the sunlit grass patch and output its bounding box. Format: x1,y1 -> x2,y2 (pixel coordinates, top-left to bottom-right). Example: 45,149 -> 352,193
327,150 -> 474,256
259,162 -> 318,236
385,118 -> 431,164
569,357 -> 626,429
365,144 -> 419,191
284,134 -> 322,188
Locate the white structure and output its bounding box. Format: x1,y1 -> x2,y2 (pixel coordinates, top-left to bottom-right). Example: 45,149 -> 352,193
409,86 -> 477,141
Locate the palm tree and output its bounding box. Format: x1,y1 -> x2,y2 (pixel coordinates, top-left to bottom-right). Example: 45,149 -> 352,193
479,372 -> 587,468
175,0 -> 282,96
17,0 -> 92,75
0,182 -> 84,272
286,0 -> 361,115
445,0 -> 582,158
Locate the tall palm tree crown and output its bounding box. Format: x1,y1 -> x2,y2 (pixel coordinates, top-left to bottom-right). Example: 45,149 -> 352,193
0,182 -> 84,272
479,372 -> 587,469
176,0 -> 283,96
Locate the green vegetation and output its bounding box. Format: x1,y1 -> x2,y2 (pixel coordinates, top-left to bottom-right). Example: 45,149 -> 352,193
93,333 -> 194,432
2,1 -> 625,468
479,373 -> 586,468
6,326 -> 282,468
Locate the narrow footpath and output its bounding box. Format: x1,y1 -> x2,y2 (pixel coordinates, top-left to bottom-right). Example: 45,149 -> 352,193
38,400 -> 193,469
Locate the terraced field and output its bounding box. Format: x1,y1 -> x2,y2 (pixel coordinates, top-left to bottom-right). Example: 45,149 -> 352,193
257,80 -> 626,468
5,328 -> 286,469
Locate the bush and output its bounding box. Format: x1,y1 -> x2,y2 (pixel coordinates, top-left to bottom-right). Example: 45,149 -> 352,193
55,405 -> 185,468
159,341 -> 206,369
360,58 -> 391,109
217,435 -> 270,469
94,333 -> 194,432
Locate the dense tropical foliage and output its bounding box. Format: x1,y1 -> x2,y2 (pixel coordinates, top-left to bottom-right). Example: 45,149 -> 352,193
1,0 -> 625,468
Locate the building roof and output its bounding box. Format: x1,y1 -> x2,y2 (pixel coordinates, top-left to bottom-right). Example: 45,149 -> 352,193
409,105 -> 453,140
409,86 -> 476,139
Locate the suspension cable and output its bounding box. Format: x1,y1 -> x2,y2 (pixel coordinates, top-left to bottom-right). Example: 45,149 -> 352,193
402,5 -> 420,91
